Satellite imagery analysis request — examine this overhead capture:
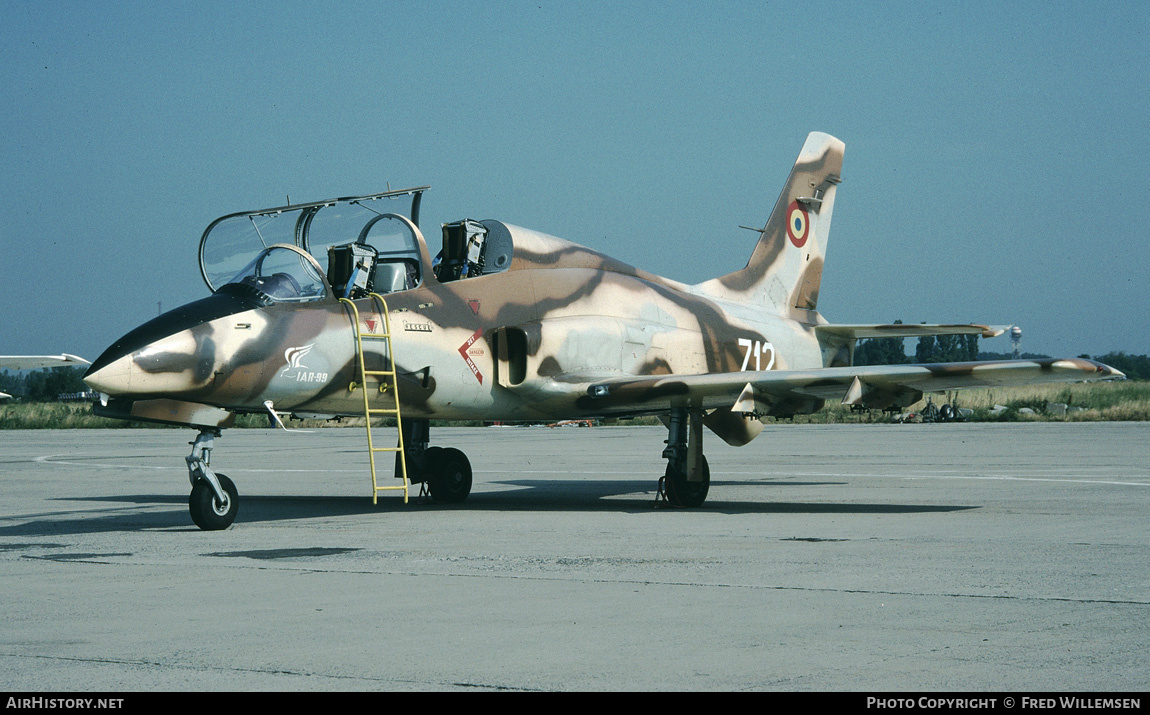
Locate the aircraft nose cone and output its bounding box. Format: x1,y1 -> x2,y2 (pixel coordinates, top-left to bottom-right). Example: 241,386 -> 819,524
83,291 -> 263,401
84,328 -> 206,398
83,356 -> 133,396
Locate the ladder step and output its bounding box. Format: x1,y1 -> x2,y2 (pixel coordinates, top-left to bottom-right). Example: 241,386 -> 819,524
340,292 -> 409,506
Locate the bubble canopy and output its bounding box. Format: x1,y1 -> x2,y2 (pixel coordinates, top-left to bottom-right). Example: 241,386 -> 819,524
198,187 -> 428,293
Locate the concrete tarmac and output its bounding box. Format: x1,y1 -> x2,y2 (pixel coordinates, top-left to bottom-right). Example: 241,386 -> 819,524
0,422 -> 1147,691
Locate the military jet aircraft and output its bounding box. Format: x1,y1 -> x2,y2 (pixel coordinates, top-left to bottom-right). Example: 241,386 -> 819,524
81,132 -> 1123,529
0,355 -> 90,370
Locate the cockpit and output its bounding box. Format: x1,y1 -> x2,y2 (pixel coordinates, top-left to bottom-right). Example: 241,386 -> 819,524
199,187 -> 519,304
215,245 -> 330,305
433,219 -> 514,283
199,187 -> 431,302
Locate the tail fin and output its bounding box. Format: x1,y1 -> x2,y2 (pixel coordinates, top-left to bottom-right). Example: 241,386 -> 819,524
695,132 -> 844,316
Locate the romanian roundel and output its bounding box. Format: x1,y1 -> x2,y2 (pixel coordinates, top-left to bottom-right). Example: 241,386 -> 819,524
786,200 -> 809,248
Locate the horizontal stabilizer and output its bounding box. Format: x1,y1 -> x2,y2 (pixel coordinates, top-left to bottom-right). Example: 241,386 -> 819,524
815,324 -> 1007,340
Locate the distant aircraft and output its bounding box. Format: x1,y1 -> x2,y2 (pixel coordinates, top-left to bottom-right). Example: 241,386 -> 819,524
81,132 -> 1123,529
0,355 -> 90,370
0,355 -> 90,400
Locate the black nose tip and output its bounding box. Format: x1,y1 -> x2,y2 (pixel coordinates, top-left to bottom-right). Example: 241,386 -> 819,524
87,292 -> 259,375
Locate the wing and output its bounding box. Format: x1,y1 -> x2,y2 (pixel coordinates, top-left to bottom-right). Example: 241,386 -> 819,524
0,354 -> 90,370
579,358 -> 1124,416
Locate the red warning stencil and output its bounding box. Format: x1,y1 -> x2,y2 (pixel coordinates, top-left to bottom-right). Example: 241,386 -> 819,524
458,328 -> 485,384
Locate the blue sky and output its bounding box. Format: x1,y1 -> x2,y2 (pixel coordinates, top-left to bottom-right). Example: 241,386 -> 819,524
2,1 -> 1146,362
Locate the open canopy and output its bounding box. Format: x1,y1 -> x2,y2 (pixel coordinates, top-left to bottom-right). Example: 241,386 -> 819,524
198,186 -> 428,294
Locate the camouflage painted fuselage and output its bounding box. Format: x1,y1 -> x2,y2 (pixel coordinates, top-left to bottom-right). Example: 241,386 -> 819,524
84,221 -> 831,426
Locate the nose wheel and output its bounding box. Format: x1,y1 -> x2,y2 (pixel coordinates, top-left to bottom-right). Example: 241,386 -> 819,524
186,429 -> 239,530
189,473 -> 239,530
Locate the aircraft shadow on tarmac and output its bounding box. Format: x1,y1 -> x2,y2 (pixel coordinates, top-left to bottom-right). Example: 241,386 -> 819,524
0,479 -> 978,536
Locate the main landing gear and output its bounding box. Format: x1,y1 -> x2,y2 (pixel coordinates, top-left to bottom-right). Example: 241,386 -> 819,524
659,407 -> 710,507
180,413 -> 700,528
400,419 -> 473,503
186,429 -> 238,530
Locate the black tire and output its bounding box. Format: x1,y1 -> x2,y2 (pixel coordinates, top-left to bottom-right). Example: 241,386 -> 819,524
665,455 -> 710,508
415,445 -> 444,483
428,447 -> 472,503
189,474 -> 239,530
939,404 -> 955,422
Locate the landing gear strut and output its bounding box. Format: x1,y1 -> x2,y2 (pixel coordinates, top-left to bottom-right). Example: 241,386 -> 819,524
400,419 -> 473,504
660,407 -> 710,507
186,429 -> 238,530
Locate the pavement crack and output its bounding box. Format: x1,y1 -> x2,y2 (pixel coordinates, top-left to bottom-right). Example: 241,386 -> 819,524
0,652 -> 533,690
21,553 -> 133,564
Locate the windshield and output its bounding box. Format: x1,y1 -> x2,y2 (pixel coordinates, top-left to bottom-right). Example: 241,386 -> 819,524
218,245 -> 330,304
201,210 -> 301,293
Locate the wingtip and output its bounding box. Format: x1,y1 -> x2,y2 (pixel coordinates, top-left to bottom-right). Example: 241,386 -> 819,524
1101,364 -> 1126,380
1062,358 -> 1125,380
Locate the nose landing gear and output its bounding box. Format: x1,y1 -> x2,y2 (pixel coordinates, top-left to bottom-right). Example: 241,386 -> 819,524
186,429 -> 239,530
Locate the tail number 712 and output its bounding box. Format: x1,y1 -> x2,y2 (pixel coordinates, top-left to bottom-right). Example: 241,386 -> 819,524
738,338 -> 776,372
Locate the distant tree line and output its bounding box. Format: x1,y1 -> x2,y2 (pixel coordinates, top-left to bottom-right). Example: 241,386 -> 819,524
0,367 -> 89,401
913,334 -> 981,363
853,320 -> 980,365
1078,352 -> 1150,381
852,320 -> 909,365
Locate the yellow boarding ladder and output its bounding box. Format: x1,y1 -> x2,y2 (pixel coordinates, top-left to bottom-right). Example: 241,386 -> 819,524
339,293 -> 409,504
